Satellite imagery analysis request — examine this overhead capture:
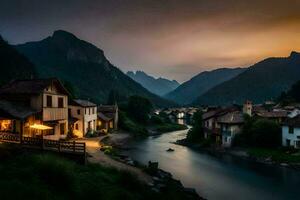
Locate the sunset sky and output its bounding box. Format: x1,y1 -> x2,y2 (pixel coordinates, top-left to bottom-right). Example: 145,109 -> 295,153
1,0 -> 300,82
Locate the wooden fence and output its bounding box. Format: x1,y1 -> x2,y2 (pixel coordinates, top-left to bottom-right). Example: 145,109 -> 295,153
0,132 -> 86,156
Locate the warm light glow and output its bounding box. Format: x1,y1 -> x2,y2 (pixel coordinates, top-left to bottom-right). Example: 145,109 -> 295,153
29,124 -> 53,130
0,120 -> 12,131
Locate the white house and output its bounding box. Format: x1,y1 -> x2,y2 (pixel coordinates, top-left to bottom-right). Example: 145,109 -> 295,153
282,115 -> 300,148
69,99 -> 97,137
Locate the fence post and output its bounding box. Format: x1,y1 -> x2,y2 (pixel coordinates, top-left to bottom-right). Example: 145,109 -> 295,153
73,141 -> 76,152
58,141 -> 61,152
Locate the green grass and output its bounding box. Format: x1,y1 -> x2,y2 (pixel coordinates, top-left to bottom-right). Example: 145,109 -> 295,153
0,145 -> 196,200
247,147 -> 300,163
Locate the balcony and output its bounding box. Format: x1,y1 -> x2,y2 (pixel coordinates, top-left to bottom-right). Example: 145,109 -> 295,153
43,107 -> 67,121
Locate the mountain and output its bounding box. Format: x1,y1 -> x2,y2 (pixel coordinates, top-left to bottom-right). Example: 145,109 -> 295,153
165,68 -> 245,105
0,36 -> 37,86
126,71 -> 179,96
15,30 -> 175,107
194,51 -> 300,105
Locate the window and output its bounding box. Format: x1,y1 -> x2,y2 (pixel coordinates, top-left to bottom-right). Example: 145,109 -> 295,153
85,108 -> 87,115
77,109 -> 80,115
58,97 -> 64,108
75,123 -> 79,130
286,139 -> 291,146
92,108 -> 95,114
289,126 -> 294,134
46,95 -> 52,107
89,108 -> 91,115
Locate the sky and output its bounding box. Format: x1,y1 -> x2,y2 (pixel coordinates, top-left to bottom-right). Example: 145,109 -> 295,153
1,0 -> 300,83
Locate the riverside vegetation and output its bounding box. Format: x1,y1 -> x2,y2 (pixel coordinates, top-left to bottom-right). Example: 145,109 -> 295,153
118,96 -> 187,136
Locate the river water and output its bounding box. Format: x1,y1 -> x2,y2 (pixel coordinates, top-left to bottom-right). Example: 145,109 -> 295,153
123,129 -> 300,200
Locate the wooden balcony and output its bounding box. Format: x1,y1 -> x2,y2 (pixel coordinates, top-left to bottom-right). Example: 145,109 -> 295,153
43,107 -> 67,121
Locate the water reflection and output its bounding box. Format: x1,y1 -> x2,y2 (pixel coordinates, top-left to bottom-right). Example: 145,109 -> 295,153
124,130 -> 300,200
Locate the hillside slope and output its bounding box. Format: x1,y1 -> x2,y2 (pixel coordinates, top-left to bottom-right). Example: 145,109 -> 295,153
194,52 -> 300,105
15,30 -> 175,107
165,68 -> 245,104
0,36 -> 36,86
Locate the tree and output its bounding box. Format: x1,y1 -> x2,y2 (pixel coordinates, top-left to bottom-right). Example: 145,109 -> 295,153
127,96 -> 153,124
186,111 -> 204,142
234,117 -> 281,148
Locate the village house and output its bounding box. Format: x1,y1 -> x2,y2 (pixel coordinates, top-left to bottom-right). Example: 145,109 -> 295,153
97,105 -> 118,133
282,115 -> 300,148
202,107 -> 237,144
218,111 -> 244,147
0,79 -> 69,140
69,99 -> 97,137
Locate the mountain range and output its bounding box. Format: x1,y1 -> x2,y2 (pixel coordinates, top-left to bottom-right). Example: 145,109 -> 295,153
13,30 -> 175,107
165,68 -> 245,105
194,51 -> 300,105
126,71 -> 179,96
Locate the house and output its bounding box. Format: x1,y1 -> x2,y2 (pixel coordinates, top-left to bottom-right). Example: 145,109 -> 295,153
97,105 -> 118,133
0,78 -> 69,140
69,99 -> 97,137
282,115 -> 300,148
218,111 -> 244,147
202,108 -> 236,144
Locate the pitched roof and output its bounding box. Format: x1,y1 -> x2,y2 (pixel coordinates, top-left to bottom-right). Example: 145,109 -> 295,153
202,106 -> 239,120
97,112 -> 112,122
71,99 -> 96,107
283,115 -> 300,127
0,100 -> 38,119
98,105 -> 117,113
0,78 -> 69,95
255,110 -> 288,118
217,111 -> 244,124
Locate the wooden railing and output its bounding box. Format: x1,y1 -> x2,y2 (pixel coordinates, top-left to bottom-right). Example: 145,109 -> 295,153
0,132 -> 86,155
0,132 -> 20,143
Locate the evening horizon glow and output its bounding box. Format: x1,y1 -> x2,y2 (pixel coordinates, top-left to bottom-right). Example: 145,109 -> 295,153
1,0 -> 300,82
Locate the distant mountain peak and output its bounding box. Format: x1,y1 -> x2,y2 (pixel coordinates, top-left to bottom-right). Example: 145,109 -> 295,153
52,30 -> 78,40
290,51 -> 300,59
127,70 -> 180,96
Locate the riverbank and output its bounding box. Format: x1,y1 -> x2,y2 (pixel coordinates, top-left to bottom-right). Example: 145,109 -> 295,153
100,132 -> 204,199
176,138 -> 300,170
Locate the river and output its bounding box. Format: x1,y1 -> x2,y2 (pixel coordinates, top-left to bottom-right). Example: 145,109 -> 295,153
123,129 -> 300,200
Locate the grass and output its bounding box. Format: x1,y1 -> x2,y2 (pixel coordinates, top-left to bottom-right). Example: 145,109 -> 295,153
0,144 -> 197,200
247,147 -> 300,163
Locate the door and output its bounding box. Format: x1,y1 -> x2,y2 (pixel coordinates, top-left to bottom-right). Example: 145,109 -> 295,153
60,123 -> 65,135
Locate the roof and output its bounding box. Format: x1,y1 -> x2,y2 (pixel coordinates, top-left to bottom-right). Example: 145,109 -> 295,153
217,111 -> 244,124
282,115 -> 300,127
71,99 -> 96,107
0,78 -> 69,96
0,100 -> 38,119
202,106 -> 239,120
255,111 -> 288,118
98,112 -> 113,122
98,105 -> 117,112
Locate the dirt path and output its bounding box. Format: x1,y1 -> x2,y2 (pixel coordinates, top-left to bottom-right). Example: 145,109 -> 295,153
75,136 -> 153,184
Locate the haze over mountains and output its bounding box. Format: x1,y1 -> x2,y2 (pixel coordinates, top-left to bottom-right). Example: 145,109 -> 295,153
165,68 -> 245,105
194,51 -> 300,105
13,30 -> 175,107
126,71 -> 179,96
